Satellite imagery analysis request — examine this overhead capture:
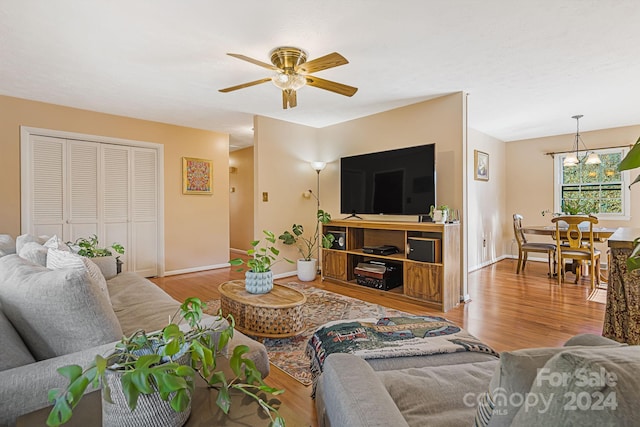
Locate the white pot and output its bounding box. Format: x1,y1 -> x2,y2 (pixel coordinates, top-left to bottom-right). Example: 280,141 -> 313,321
297,259 -> 317,282
432,210 -> 448,223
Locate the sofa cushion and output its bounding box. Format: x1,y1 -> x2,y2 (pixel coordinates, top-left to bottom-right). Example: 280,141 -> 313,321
0,254 -> 122,360
15,234 -> 48,254
479,343 -> 624,427
511,346 -> 640,425
43,234 -> 69,251
377,360 -> 497,427
90,255 -> 118,280
18,241 -> 48,266
107,272 -> 182,336
0,304 -> 36,370
0,235 -> 16,257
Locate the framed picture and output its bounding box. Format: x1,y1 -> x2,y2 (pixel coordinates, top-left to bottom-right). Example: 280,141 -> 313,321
182,157 -> 212,194
474,150 -> 489,181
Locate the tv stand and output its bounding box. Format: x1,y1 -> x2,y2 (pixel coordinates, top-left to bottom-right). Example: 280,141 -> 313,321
321,219 -> 460,312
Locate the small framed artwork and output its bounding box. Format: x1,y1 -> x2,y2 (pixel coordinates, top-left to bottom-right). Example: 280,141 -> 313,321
474,150 -> 489,181
182,157 -> 213,194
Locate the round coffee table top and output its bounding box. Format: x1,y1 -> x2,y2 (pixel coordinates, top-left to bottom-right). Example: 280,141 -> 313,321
218,280 -> 306,308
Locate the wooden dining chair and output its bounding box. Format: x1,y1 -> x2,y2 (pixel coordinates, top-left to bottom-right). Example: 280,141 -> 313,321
513,214 -> 557,276
551,215 -> 601,289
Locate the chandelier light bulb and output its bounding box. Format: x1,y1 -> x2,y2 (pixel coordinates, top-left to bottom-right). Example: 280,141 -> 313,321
271,72 -> 307,91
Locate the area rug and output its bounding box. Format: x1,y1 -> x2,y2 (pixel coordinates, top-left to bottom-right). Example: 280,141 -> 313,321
204,282 -> 412,386
587,288 -> 607,304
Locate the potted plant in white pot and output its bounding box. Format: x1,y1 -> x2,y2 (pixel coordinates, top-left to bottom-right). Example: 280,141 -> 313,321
278,209 -> 335,281
229,230 -> 293,293
46,298 -> 285,427
428,205 -> 449,223
66,234 -> 125,274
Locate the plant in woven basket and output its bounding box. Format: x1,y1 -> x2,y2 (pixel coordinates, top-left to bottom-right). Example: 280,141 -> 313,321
46,298 -> 285,427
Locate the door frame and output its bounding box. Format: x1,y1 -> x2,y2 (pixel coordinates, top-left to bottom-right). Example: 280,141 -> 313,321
20,126 -> 166,276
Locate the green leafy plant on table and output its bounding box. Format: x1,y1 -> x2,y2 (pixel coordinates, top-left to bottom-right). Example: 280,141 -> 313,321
229,230 -> 293,272
66,234 -> 125,258
46,298 -> 285,427
617,136 -> 640,271
278,209 -> 335,260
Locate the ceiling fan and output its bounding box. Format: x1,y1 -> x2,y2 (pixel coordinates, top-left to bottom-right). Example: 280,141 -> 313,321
219,46 -> 358,109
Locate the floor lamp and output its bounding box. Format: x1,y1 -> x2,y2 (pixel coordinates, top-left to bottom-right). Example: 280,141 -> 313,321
310,161 -> 326,272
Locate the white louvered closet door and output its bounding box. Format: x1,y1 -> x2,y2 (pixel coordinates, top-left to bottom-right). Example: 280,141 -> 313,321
102,144 -> 131,271
131,148 -> 158,277
30,136 -> 66,238
67,141 -> 99,241
25,135 -> 159,277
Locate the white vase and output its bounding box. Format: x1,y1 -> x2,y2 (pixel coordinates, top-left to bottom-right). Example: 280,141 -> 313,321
245,270 -> 273,294
297,259 -> 317,282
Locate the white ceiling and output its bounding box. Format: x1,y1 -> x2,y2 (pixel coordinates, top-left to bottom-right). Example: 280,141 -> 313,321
2,1 -> 640,150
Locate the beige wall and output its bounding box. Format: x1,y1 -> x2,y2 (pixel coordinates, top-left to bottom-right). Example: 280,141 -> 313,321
254,93 -> 467,293
0,95 -> 230,274
253,116 -> 320,275
506,124 -> 640,257
229,147 -> 254,251
467,128 -> 507,270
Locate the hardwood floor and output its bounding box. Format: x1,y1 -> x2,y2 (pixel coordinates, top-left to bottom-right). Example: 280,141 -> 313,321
150,257 -> 606,427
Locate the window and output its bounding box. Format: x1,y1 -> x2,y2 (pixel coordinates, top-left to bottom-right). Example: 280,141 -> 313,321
554,147 -> 630,219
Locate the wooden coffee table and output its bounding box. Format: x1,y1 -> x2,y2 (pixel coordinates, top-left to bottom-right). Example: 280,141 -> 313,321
218,280 -> 306,339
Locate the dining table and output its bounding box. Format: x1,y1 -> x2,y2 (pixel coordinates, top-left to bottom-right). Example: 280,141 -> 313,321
521,225 -> 618,282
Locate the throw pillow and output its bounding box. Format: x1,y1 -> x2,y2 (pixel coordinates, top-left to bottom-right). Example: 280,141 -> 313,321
46,248 -> 109,298
0,254 -> 122,360
0,234 -> 16,257
43,234 -> 69,251
15,234 -> 49,254
474,344 -> 623,427
18,242 -> 48,266
511,346 -> 640,425
0,303 -> 36,370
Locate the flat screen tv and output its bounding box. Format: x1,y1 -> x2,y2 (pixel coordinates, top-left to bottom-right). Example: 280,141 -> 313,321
340,144 -> 436,216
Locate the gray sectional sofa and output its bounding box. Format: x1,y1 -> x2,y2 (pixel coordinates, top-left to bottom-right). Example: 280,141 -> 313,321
316,329 -> 638,426
0,235 -> 269,426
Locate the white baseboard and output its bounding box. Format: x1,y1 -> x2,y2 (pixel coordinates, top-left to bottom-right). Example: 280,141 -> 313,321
164,263 -> 230,276
468,255 -> 510,272
274,271 -> 298,280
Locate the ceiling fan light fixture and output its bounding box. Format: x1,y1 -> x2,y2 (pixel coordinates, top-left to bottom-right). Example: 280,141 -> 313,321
271,72 -> 306,91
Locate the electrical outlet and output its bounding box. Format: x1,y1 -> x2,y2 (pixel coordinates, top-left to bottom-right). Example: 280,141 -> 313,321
262,192 -> 269,202
482,238 -> 487,248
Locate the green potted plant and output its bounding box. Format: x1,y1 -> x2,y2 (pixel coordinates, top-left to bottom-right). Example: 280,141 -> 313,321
617,135 -> 640,271
278,209 -> 335,281
66,234 -> 125,273
428,205 -> 449,223
229,230 -> 293,293
46,298 -> 285,427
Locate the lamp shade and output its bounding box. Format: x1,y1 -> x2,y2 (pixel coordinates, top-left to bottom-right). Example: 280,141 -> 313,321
585,152 -> 602,165
310,161 -> 327,172
563,153 -> 579,167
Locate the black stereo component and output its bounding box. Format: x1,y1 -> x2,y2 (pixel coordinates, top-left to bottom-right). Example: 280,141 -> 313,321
407,237 -> 441,263
362,245 -> 399,256
326,230 -> 346,250
354,260 -> 402,291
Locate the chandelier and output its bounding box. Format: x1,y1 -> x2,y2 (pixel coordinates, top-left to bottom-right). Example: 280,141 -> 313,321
563,115 -> 601,167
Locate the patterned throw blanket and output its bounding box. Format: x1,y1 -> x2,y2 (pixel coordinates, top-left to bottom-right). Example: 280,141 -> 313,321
306,315 -> 498,394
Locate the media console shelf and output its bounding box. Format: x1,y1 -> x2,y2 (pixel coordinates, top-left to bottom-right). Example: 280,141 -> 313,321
322,219 -> 460,312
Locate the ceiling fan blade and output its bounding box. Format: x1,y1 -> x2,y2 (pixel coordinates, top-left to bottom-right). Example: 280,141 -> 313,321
305,75 -> 358,97
227,53 -> 279,71
282,89 -> 297,109
296,52 -> 348,74
218,77 -> 271,93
